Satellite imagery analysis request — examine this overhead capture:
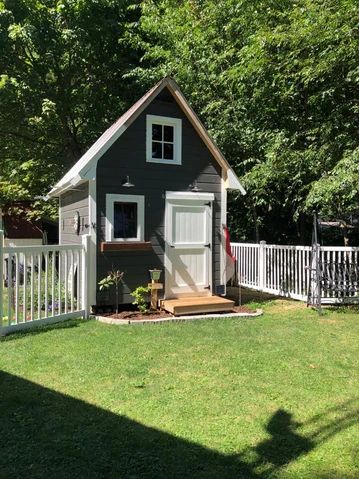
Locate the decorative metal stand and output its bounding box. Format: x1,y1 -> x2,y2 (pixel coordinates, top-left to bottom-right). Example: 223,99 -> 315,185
307,212 -> 322,314
307,212 -> 359,313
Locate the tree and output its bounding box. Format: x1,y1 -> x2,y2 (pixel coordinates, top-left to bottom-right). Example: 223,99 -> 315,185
0,0 -> 141,216
133,0 -> 359,243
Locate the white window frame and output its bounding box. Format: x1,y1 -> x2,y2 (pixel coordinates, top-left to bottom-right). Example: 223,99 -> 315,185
146,114 -> 182,165
105,194 -> 145,242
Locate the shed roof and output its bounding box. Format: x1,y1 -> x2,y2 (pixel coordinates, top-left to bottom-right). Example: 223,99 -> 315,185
49,77 -> 245,197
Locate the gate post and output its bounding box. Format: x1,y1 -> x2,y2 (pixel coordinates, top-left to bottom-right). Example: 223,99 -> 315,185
81,234 -> 91,318
258,240 -> 266,290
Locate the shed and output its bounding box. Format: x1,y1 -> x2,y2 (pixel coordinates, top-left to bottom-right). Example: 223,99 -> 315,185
48,77 -> 245,313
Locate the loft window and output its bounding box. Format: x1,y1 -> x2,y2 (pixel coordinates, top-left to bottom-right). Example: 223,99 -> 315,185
146,115 -> 182,165
105,194 -> 145,242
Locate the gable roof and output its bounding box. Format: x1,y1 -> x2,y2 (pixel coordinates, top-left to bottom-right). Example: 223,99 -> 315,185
48,77 -> 245,197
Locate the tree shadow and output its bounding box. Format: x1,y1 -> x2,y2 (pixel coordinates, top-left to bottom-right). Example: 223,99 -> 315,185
0,370 -> 358,478
226,286 -> 281,305
255,409 -> 314,467
0,370 -> 256,479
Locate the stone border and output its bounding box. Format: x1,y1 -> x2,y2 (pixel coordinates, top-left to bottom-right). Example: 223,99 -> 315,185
93,309 -> 263,326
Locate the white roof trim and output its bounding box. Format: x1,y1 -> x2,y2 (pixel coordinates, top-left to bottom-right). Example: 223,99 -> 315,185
48,77 -> 245,197
226,168 -> 246,194
166,191 -> 215,201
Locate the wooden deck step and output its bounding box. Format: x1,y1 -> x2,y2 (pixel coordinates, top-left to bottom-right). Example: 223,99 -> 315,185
161,295 -> 235,316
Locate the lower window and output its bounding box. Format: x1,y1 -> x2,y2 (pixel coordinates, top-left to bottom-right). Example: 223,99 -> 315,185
105,194 -> 145,242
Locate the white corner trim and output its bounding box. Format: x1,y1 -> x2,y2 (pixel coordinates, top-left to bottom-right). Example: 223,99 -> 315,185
105,194 -> 145,242
220,171 -> 227,293
146,115 -> 182,165
88,179 -> 97,307
166,191 -> 215,201
58,197 -> 62,245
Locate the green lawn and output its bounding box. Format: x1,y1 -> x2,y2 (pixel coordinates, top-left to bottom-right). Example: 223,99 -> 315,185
0,298 -> 358,478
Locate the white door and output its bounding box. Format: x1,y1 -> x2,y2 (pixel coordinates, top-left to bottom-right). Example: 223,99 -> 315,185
165,193 -> 213,298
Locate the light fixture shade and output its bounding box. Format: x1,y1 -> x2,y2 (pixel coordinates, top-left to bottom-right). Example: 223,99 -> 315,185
149,269 -> 162,281
190,181 -> 201,192
122,175 -> 135,187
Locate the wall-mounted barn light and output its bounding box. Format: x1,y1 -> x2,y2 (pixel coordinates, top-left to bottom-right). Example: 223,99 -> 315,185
190,181 -> 201,192
122,175 -> 135,187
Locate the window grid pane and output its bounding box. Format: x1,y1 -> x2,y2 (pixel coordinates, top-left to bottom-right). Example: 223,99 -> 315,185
151,123 -> 175,161
152,124 -> 162,141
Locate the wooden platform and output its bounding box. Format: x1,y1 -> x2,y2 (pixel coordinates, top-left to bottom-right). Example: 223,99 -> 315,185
161,295 -> 235,316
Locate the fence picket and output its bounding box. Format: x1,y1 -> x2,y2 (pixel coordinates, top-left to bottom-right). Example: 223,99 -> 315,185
23,253 -> 27,323
45,253 -> 49,317
7,253 -> 12,324
51,251 -> 55,317
15,253 -> 19,323
30,254 -> 34,322
37,253 -> 41,320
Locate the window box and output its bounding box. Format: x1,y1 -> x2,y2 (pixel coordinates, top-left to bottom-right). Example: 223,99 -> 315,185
101,242 -> 152,252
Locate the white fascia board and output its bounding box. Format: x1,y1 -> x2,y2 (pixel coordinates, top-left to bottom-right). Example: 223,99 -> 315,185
48,178 -> 88,198
70,174 -> 83,186
226,168 -> 246,195
166,191 -> 215,201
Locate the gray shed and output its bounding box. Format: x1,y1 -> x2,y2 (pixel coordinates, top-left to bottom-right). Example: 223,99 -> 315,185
49,77 -> 244,312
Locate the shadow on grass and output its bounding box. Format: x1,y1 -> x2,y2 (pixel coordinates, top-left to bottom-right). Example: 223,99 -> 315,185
226,286 -> 281,306
326,304 -> 359,314
0,318 -> 86,342
0,371 -> 358,478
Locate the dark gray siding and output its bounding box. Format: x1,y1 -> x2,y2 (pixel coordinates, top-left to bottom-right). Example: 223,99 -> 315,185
60,182 -> 89,245
96,89 -> 223,305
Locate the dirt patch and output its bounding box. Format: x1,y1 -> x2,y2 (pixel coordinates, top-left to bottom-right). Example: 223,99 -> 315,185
318,318 -> 339,324
267,299 -> 306,314
231,305 -> 257,314
99,305 -> 256,321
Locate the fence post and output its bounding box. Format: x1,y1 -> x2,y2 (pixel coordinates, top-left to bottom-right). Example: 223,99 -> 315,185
81,234 -> 91,318
258,240 -> 266,290
0,230 -> 3,328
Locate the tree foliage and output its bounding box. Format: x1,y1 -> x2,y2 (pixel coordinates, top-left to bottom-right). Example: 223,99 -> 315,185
132,0 -> 359,242
0,0 -> 140,215
0,0 -> 358,243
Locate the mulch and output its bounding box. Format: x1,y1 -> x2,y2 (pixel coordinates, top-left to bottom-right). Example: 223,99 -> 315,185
100,305 -> 255,321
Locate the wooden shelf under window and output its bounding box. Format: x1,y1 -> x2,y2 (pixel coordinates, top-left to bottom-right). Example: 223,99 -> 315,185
100,242 -> 153,252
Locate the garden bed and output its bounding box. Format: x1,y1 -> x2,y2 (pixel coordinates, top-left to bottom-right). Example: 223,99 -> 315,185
94,305 -> 261,325
98,305 -> 255,321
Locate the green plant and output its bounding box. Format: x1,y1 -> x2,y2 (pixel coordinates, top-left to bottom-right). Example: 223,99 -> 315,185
131,286 -> 150,314
98,269 -> 124,317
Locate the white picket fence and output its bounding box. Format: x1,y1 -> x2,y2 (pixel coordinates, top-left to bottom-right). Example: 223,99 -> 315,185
0,231 -> 90,335
231,242 -> 359,303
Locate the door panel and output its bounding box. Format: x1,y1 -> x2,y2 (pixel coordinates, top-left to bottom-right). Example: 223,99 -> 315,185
172,206 -> 207,245
165,198 -> 212,298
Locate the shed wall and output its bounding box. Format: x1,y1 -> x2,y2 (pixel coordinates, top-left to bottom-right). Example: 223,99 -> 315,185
96,91 -> 223,305
59,183 -> 89,245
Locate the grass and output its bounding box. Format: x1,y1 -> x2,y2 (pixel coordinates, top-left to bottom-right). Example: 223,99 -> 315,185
0,297 -> 358,478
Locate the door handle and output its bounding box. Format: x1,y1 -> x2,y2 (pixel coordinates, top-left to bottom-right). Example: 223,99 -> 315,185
204,243 -> 211,248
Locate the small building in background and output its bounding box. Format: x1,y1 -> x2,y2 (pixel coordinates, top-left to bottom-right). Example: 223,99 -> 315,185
0,202 -> 58,284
